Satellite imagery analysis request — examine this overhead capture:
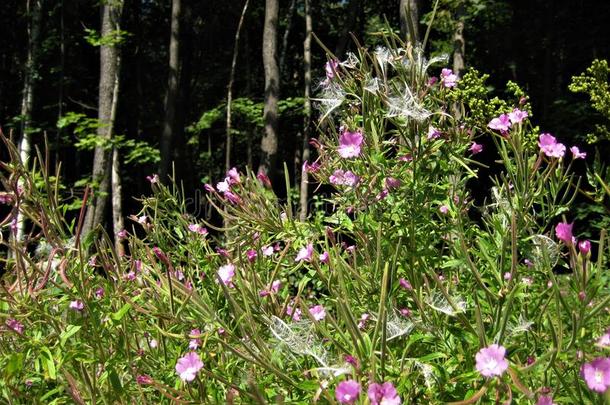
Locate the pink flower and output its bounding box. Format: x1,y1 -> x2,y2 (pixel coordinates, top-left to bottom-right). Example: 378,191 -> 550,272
579,240 -> 591,255
262,245 -> 274,256
357,313 -> 370,329
146,174 -> 159,183
325,59 -> 339,81
223,191 -> 241,204
399,308 -> 411,317
226,167 -> 241,184
385,177 -> 401,190
469,142 -> 483,154
309,305 -> 326,321
6,318 -> 24,335
216,178 -> 231,193
399,278 -> 413,290
286,303 -> 302,321
555,221 -> 574,244
175,352 -> 204,382
427,126 -> 442,140
439,205 -> 449,214
303,160 -> 321,173
319,251 -> 329,264
136,374 -> 153,385
440,68 -> 458,88
217,264 -> 235,287
581,357 -> 610,393
427,76 -> 438,86
117,229 -> 127,239
329,169 -> 360,187
338,130 -> 364,158
257,172 -> 272,187
475,344 -> 509,377
335,380 -> 361,404
488,114 -> 512,133
538,133 -> 566,158
536,395 -> 556,405
188,224 -> 208,236
152,246 -> 169,264
189,329 -> 202,350
69,300 -> 84,311
597,330 -> 610,348
95,287 -> 105,299
271,279 -> 281,293
246,249 -> 258,263
204,183 -> 215,193
508,108 -> 528,124
570,146 -> 587,159
295,244 -> 314,262
367,382 -> 401,405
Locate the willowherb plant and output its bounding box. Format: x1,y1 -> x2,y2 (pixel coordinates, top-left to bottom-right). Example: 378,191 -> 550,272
1,32 -> 610,404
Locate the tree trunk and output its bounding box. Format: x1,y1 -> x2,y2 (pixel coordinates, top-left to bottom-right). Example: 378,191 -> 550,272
279,0 -> 296,77
110,56 -> 124,256
452,3 -> 465,77
160,0 -> 181,181
258,0 -> 280,177
299,0 -> 312,221
81,1 -> 124,239
226,0 -> 250,172
15,0 -> 43,243
400,0 -> 420,44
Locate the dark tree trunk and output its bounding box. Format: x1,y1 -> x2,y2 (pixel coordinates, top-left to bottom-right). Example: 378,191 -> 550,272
258,0 -> 280,177
160,0 -> 181,181
335,0 -> 360,58
82,1 -> 123,239
299,0 -> 312,221
452,3 -> 465,77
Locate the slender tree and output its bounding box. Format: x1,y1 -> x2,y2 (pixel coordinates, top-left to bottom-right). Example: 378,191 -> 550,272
226,0 -> 250,172
279,0 -> 296,76
258,0 -> 280,177
452,2 -> 466,77
81,0 -> 124,238
400,0 -> 421,43
335,0 -> 360,58
160,0 -> 181,180
15,0 -> 43,243
299,0 -> 312,221
110,56 -> 124,255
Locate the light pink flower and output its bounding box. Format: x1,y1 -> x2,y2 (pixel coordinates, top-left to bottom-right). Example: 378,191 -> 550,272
226,167 -> 241,184
538,133 -> 566,158
295,244 -> 314,262
217,264 -> 235,287
319,251 -> 329,264
357,313 -> 370,329
117,229 -> 127,239
597,329 -> 610,348
175,352 -> 204,382
536,395 -> 556,405
146,174 -> 159,183
475,344 -> 509,377
440,68 -> 458,88
188,224 -> 208,236
216,178 -> 231,193
189,329 -> 202,350
555,221 -> 574,244
338,130 -> 364,158
262,245 -> 274,256
508,108 -> 528,124
367,382 -> 401,405
439,205 -> 449,214
223,191 -> 241,204
286,303 -> 302,321
329,169 -> 359,187
570,146 -> 587,159
488,114 -> 512,133
69,300 -> 84,311
581,357 -> 610,393
427,126 -> 442,140
325,59 -> 339,81
335,380 -> 361,404
309,305 -> 326,321
469,142 -> 483,154
271,279 -> 281,293
399,278 -> 412,290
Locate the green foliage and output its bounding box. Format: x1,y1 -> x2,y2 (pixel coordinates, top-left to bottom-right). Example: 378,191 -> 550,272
83,28 -> 130,47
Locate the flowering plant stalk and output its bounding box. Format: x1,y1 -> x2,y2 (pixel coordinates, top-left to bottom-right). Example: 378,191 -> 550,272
1,32 -> 610,404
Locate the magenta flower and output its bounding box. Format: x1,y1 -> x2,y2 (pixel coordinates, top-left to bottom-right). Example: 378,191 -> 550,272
319,251 -> 330,264
538,133 -> 566,158
152,246 -> 169,264
117,229 -> 127,239
188,223 -> 208,236
95,287 -> 105,299
399,278 -> 413,290
536,395 -> 556,405
335,380 -> 361,404
427,76 -> 438,86
427,126 -> 442,140
367,382 -> 401,405
597,330 -> 610,348
224,191 -> 241,204
488,114 -> 512,133
175,352 -> 204,382
295,244 -> 314,262
581,357 -> 610,393
204,183 -> 215,193
256,172 -> 272,187
579,240 -> 591,255
189,329 -> 202,350
329,169 -> 359,187
440,68 -> 458,88
217,264 -> 235,287
475,344 -> 509,377
286,303 -> 302,321
338,130 -> 364,158
570,146 -> 587,159
385,177 -> 401,190
69,300 -> 84,312
136,374 -> 153,385
508,108 -> 528,124
469,142 -> 483,155
246,249 -> 258,263
303,160 -> 321,173
6,318 -> 24,335
555,221 -> 574,244
309,305 -> 326,321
